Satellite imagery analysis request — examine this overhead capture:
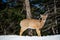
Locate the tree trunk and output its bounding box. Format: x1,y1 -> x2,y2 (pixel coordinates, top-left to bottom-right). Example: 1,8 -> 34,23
54,0 -> 57,14
25,0 -> 32,19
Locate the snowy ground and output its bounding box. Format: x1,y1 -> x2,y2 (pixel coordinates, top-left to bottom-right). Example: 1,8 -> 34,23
0,35 -> 60,40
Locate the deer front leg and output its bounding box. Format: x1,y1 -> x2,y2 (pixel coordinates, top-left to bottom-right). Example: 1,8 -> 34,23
20,28 -> 27,36
36,29 -> 41,36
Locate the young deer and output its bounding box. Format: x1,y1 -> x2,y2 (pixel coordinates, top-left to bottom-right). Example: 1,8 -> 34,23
20,14 -> 48,36
19,0 -> 48,36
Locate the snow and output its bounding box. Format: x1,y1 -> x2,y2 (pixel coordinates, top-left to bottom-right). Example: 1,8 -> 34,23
0,35 -> 60,40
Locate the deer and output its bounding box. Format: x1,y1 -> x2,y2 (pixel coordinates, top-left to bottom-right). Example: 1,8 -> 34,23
19,0 -> 48,36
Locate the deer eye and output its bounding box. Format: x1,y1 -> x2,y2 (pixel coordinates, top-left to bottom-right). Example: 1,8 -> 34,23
40,18 -> 42,20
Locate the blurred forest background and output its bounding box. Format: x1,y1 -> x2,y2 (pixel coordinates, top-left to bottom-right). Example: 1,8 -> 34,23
0,0 -> 60,36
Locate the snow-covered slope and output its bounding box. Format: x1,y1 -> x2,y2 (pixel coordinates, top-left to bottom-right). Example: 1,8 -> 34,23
0,35 -> 60,40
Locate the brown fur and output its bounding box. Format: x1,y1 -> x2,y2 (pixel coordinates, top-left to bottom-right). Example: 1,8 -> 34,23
20,14 -> 48,36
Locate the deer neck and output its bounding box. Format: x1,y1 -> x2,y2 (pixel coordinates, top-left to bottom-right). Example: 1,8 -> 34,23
25,0 -> 32,19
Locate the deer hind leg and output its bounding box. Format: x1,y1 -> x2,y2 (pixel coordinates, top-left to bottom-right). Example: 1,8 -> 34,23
36,29 -> 41,36
20,28 -> 27,36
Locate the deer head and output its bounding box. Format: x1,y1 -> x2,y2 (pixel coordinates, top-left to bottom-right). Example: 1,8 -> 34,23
40,14 -> 48,22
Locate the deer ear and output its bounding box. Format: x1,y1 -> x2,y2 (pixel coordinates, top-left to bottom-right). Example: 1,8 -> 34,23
40,14 -> 43,17
45,14 -> 48,17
